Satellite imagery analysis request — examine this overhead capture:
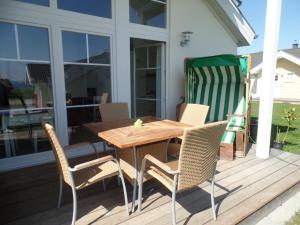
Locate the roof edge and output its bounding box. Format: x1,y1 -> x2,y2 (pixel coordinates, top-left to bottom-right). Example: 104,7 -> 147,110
206,0 -> 256,47
250,51 -> 300,74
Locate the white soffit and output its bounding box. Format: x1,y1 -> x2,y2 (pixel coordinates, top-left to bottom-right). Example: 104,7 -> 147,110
206,0 -> 256,47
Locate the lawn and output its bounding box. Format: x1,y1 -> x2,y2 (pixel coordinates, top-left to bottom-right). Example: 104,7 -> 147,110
250,101 -> 300,155
286,212 -> 300,225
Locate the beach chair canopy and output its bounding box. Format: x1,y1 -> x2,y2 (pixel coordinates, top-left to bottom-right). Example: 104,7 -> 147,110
185,54 -> 250,145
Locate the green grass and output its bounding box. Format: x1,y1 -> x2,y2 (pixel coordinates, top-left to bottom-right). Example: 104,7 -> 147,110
250,101 -> 300,155
286,212 -> 300,225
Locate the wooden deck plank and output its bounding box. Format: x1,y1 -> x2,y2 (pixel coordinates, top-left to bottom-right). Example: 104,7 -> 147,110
84,151 -> 273,225
4,149 -> 300,225
127,155 -> 297,225
178,160 -> 300,225
205,165 -> 300,225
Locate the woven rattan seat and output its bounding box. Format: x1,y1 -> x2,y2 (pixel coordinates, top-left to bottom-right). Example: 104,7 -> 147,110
74,160 -> 119,190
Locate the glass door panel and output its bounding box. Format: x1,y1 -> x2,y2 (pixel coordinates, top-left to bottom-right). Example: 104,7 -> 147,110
0,22 -> 54,158
62,30 -> 111,144
132,42 -> 165,117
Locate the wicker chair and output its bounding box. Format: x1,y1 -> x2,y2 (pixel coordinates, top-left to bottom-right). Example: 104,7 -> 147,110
168,103 -> 209,158
138,121 -> 227,225
99,103 -> 130,152
99,103 -> 129,122
43,123 -> 129,225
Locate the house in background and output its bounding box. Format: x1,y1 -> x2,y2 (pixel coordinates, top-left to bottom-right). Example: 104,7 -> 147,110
250,43 -> 300,102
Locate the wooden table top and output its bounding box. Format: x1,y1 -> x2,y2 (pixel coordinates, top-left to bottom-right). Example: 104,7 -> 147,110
84,116 -> 190,148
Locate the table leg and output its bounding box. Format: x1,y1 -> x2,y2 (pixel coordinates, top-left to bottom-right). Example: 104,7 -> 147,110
131,146 -> 138,213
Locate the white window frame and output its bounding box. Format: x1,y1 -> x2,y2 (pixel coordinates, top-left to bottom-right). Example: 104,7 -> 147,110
0,0 -> 170,171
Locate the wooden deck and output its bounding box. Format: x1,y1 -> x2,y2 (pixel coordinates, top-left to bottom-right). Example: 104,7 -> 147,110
5,147 -> 300,225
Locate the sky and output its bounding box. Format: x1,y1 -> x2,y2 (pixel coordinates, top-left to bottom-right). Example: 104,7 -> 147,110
238,0 -> 300,54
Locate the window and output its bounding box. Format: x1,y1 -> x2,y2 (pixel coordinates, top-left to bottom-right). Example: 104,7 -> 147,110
58,0 -> 112,18
62,31 -> 111,144
15,0 -> 49,6
130,0 -> 167,28
284,72 -> 295,83
0,22 -> 54,159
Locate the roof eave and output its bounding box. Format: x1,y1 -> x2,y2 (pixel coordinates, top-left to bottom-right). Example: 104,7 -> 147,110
206,0 -> 256,47
250,51 -> 300,74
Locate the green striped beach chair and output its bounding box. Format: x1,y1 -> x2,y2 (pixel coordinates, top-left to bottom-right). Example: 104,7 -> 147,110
185,54 -> 251,159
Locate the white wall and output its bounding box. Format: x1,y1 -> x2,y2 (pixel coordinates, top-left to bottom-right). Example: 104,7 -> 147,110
167,0 -> 237,119
250,58 -> 300,100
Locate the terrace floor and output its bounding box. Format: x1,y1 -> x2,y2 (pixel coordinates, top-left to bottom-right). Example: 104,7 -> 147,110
6,147 -> 300,225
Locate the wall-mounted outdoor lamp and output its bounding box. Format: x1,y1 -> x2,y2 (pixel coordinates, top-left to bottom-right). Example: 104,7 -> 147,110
180,31 -> 193,47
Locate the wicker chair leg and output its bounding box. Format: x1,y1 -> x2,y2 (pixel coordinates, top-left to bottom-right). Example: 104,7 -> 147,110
57,175 -> 63,208
71,185 -> 77,225
171,174 -> 178,225
131,180 -> 137,212
210,174 -> 217,220
131,146 -> 138,212
138,158 -> 146,212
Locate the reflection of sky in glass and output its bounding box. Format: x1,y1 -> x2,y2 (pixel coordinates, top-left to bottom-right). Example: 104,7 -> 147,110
16,0 -> 49,6
0,22 -> 17,59
18,25 -> 50,61
58,0 -> 111,18
88,35 -> 110,64
147,11 -> 166,28
62,31 -> 87,63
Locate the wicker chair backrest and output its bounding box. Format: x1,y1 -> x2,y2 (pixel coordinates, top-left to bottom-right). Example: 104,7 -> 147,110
177,121 -> 227,191
44,123 -> 72,186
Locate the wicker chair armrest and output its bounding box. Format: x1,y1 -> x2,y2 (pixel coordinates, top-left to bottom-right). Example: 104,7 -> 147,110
63,141 -> 91,150
144,154 -> 179,175
69,155 -> 115,172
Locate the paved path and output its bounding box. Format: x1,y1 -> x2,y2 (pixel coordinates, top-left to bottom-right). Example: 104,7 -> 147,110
256,191 -> 300,225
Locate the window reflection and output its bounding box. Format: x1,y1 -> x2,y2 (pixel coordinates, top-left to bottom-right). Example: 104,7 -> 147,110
0,22 -> 53,159
0,22 -> 17,59
0,62 -> 54,158
88,35 -> 110,64
62,31 -> 87,63
18,25 -> 50,61
62,31 -> 111,144
16,0 -> 49,6
130,0 -> 167,28
58,0 -> 112,18
65,65 -> 111,106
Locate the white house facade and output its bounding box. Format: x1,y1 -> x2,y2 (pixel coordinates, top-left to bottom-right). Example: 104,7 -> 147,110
0,0 -> 255,171
250,48 -> 300,101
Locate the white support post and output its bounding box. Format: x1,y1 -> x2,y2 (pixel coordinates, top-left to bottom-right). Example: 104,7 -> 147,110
256,0 -> 282,159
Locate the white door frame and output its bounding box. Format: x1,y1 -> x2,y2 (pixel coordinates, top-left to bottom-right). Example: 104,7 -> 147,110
132,42 -> 166,118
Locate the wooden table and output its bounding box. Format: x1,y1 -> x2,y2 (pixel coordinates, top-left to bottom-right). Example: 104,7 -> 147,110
84,116 -> 190,212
